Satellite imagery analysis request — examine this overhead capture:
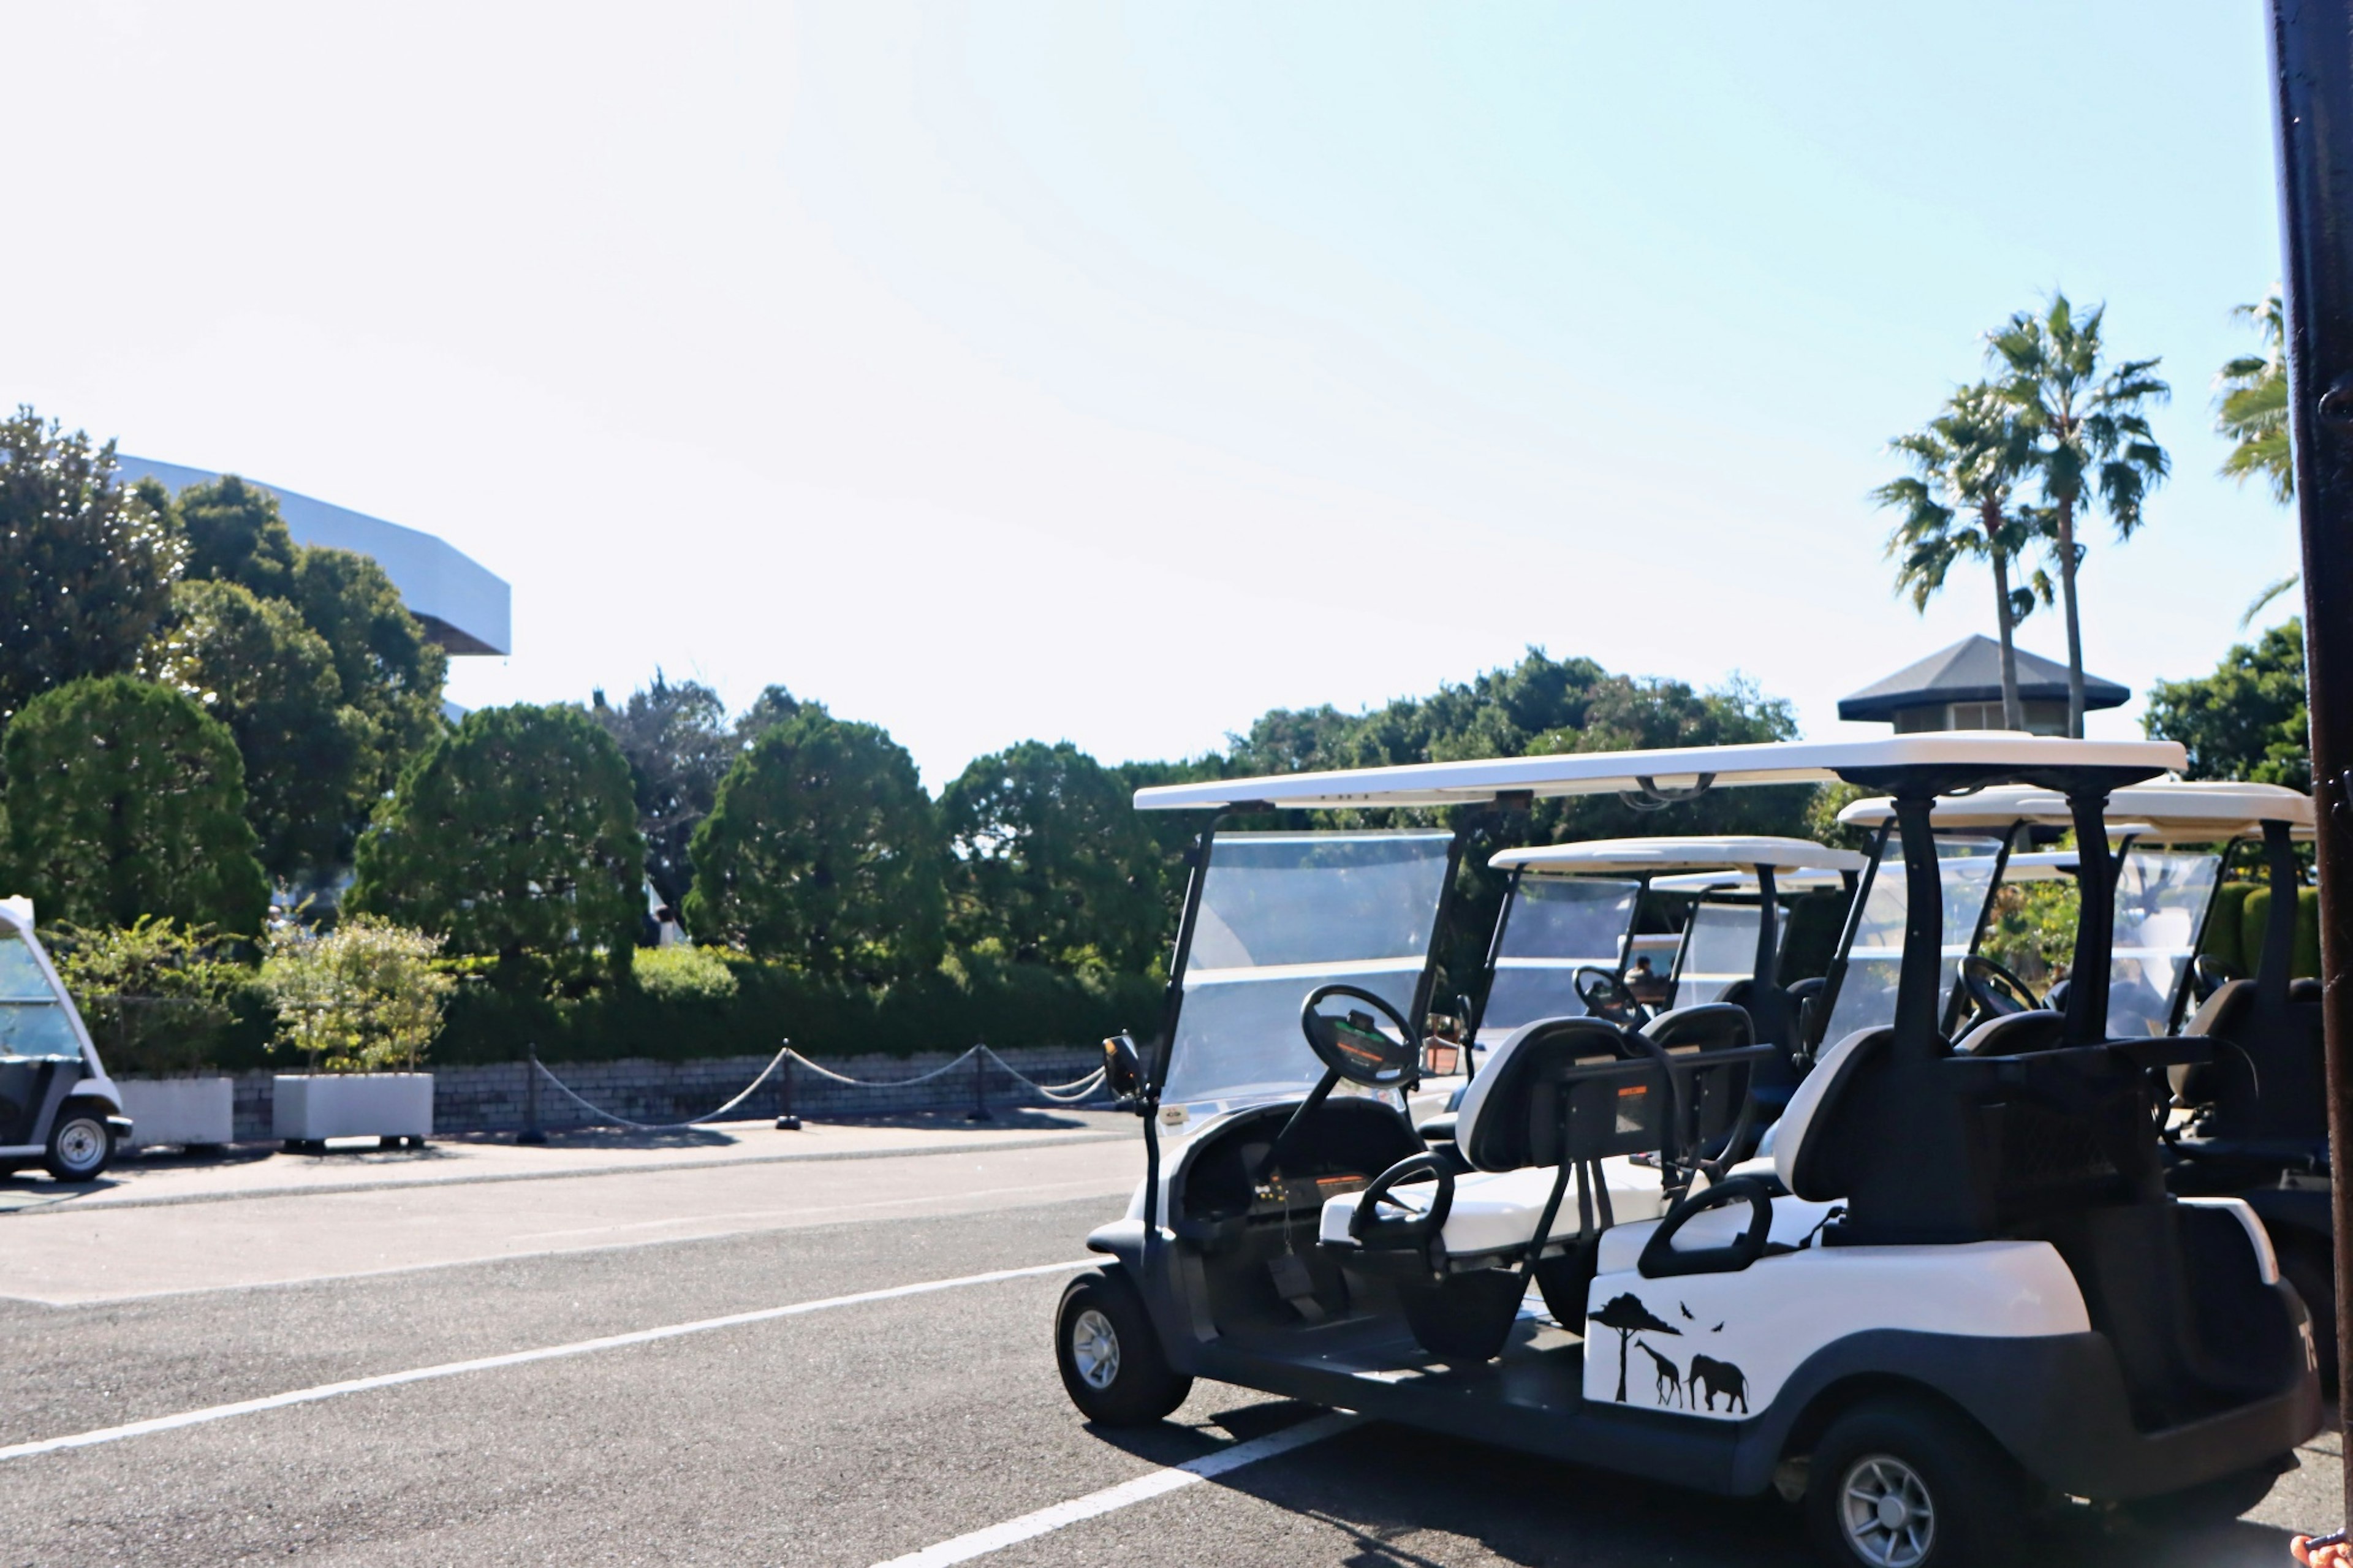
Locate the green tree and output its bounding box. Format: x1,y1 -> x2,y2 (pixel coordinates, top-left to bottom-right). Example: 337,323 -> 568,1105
1874,382 -> 2047,729
174,474 -> 297,599
139,579 -> 365,880
686,711 -> 944,980
349,705 -> 643,990
288,544 -> 450,802
2143,619 -> 2310,790
589,673 -> 737,909
941,741 -> 1165,972
2215,291 -> 2302,627
1988,294 -> 2171,737
0,410 -> 184,722
1,676 -> 268,933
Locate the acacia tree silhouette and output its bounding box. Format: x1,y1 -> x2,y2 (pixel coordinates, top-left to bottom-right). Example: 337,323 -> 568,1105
1590,1293 -> 1681,1403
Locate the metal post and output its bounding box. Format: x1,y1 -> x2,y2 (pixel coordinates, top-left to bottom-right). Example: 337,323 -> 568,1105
2269,0 -> 2353,1512
968,1043 -> 990,1121
517,1044 -> 547,1145
775,1042 -> 800,1131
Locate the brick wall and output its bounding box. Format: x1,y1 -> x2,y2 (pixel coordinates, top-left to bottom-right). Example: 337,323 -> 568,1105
219,1046 -> 1107,1142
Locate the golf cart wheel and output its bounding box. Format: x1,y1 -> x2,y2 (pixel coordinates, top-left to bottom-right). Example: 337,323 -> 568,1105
2115,1461 -> 2281,1533
43,1103 -> 115,1183
1055,1268 -> 1190,1425
1806,1398 -> 2024,1568
2279,1235 -> 2337,1398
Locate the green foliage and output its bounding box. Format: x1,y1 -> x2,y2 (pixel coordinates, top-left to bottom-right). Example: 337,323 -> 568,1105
941,741 -> 1166,974
349,704 -> 645,991
0,409 -> 184,722
590,673 -> 739,909
2217,292 -> 2292,504
1804,782 -> 1874,854
632,943 -> 738,1003
686,711 -> 945,980
2142,619 -> 2309,791
260,915 -> 455,1072
1981,879 -> 2080,987
2,676 -> 269,934
140,580 -> 365,879
2241,884 -> 2323,981
44,916 -> 248,1075
175,474 -> 298,599
2202,882 -> 2254,974
287,545 -> 450,807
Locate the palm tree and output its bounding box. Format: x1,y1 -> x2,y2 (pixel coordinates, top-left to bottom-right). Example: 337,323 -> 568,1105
1988,294 -> 2171,737
2217,290 -> 2299,626
1874,384 -> 2042,730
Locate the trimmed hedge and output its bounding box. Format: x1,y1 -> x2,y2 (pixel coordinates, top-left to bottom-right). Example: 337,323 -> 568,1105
2200,881 -> 2321,980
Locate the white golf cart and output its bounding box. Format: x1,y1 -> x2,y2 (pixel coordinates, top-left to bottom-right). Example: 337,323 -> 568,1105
1055,736 -> 2319,1568
1840,779 -> 2335,1378
0,900 -> 132,1181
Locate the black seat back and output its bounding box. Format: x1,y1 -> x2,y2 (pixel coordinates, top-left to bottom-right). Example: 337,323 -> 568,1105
1453,1016 -> 1646,1173
1643,1002 -> 1757,1162
1953,1008 -> 2066,1057
2177,979 -> 2327,1143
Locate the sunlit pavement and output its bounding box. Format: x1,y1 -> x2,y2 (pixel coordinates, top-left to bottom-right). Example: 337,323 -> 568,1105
0,1122 -> 2333,1566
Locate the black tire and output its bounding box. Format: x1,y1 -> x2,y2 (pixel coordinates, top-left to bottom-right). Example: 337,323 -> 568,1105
1806,1397 -> 2026,1568
1055,1268 -> 1191,1425
2279,1235 -> 2337,1398
2116,1462 -> 2281,1534
43,1103 -> 114,1183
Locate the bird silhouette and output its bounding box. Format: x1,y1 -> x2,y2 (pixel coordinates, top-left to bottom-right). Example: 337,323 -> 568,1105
1711,1322 -> 1725,1333
1678,1301 -> 1694,1320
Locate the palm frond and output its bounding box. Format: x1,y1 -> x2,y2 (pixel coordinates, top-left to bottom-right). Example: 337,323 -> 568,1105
2240,573 -> 2301,629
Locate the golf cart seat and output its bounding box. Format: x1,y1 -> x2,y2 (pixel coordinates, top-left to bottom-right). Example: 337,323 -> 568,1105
2172,978 -> 2328,1145
1952,1008 -> 2067,1057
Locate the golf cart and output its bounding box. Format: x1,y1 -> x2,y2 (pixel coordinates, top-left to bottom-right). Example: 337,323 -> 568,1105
1841,779 -> 2334,1377
1055,736 -> 2319,1568
0,900 -> 132,1181
1470,836 -> 1865,1124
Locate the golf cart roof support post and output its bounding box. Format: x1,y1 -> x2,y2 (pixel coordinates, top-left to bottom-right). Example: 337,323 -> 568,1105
2268,0 -> 2353,1499
1412,823 -> 1475,1035
1892,793 -> 1948,1059
2262,818 -> 2303,1011
2064,791 -> 2120,1046
1751,864 -> 1780,990
1469,865 -> 1526,1044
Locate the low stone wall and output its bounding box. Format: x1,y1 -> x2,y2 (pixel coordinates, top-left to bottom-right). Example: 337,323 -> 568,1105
219,1046 -> 1107,1143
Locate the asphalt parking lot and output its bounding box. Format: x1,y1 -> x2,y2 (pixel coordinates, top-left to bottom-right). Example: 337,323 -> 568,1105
0,1118 -> 2340,1567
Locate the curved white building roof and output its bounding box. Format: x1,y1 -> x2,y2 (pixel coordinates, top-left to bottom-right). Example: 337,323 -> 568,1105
118,456 -> 510,656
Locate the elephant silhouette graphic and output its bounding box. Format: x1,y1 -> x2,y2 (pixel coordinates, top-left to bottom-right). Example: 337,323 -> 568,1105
1687,1354 -> 1748,1414
1634,1340 -> 1683,1407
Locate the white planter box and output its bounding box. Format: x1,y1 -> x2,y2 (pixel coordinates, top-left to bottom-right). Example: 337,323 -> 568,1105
117,1077 -> 235,1149
273,1074 -> 434,1143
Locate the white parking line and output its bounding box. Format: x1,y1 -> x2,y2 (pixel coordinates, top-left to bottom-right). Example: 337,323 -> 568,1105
871,1412 -> 1359,1567
0,1259 -> 1093,1464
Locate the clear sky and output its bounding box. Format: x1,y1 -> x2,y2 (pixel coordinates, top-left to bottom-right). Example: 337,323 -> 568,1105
0,2 -> 2297,787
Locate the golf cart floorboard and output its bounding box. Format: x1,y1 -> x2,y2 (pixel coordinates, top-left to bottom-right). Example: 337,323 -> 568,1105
1193,1312 -> 1753,1491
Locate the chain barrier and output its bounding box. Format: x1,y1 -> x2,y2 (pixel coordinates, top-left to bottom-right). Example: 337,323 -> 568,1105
527,1042 -> 1108,1132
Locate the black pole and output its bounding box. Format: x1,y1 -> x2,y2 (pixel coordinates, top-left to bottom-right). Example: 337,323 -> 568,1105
1890,795 -> 1947,1060
2269,0 -> 2353,1510
969,1043 -> 990,1121
2063,792 -> 2119,1047
775,1040 -> 800,1131
517,1044 -> 547,1145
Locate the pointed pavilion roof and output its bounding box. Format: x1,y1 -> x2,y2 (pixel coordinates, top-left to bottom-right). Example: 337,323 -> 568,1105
1837,635 -> 2126,724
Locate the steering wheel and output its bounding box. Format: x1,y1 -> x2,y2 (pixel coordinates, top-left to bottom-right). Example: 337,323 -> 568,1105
1960,954 -> 2042,1022
1574,965 -> 1645,1026
1300,985 -> 1422,1089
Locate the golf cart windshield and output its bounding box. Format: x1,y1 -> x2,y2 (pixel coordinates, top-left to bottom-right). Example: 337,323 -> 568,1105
1826,834 -> 2004,1040
1674,900 -> 1759,1007
1478,876 -> 1640,1043
0,922 -> 83,1056
1161,831 -> 1453,1110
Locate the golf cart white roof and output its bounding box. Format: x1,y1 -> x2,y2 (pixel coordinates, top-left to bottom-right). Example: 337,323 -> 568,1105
1836,779 -> 2313,841
1134,733 -> 2188,812
1490,836 -> 1868,877
1651,867 -> 1857,894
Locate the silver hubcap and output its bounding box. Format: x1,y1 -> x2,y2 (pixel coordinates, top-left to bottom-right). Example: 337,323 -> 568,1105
53,1119 -> 105,1174
1840,1452 -> 1934,1567
1071,1308 -> 1121,1390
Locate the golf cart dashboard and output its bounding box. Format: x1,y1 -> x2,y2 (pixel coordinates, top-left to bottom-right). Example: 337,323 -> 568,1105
1173,1097 -> 1420,1248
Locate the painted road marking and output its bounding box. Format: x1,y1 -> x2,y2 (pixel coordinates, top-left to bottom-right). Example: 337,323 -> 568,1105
0,1259 -> 1094,1463
870,1412 -> 1360,1567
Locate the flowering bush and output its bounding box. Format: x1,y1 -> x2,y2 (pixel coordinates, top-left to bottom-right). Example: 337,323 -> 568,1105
262,916 -> 454,1073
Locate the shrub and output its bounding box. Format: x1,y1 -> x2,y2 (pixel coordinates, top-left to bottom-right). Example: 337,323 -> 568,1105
686,711 -> 944,980
349,703 -> 643,991
1,675 -> 270,934
260,915 -> 455,1073
632,944 -> 738,1004
44,917 -> 248,1076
